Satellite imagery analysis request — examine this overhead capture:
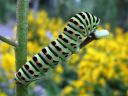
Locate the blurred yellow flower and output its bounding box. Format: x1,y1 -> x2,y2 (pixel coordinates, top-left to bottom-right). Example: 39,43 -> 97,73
28,10 -> 34,23
27,41 -> 39,54
114,90 -> 120,96
92,68 -> 101,82
73,80 -> 84,88
36,18 -> 43,25
98,78 -> 106,86
55,65 -> 63,74
115,27 -> 123,35
61,85 -> 73,96
37,28 -> 46,37
0,42 -> 10,53
10,82 -> 15,89
0,92 -> 7,96
28,31 -> 32,39
105,23 -> 111,30
70,54 -> 80,65
1,53 -> 15,78
1,53 -> 15,72
97,25 -> 103,30
38,10 -> 48,18
78,89 -> 88,96
126,90 -> 128,96
52,31 -> 60,39
54,75 -> 62,84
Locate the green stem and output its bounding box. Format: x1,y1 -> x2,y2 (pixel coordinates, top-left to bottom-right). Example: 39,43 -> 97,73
0,35 -> 17,47
15,0 -> 29,96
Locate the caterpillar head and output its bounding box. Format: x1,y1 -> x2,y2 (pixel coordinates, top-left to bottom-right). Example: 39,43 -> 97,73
88,14 -> 100,36
78,12 -> 100,37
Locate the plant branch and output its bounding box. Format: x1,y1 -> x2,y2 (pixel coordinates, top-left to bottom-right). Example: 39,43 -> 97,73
80,34 -> 97,48
15,0 -> 29,96
0,35 -> 17,47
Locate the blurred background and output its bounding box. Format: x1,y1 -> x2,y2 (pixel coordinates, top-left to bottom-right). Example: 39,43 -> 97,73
0,0 -> 128,96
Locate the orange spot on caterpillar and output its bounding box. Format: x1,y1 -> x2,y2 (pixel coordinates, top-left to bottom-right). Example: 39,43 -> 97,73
55,44 -> 57,47
46,52 -> 48,55
62,36 -> 64,39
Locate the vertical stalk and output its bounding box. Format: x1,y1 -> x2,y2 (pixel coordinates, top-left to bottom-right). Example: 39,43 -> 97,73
15,0 -> 29,96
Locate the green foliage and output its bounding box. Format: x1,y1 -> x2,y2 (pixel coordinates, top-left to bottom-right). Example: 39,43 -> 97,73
0,0 -> 16,23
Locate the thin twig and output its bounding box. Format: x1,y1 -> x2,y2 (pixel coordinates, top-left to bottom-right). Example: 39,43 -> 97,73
80,34 -> 97,48
0,35 -> 17,47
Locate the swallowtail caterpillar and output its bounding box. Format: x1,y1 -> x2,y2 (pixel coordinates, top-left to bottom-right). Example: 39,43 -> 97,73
15,12 -> 109,85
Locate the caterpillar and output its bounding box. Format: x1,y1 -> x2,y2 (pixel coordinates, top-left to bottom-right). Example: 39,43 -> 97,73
15,12 -> 100,85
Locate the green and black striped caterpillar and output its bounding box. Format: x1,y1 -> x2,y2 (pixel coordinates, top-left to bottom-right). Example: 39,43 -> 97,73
15,12 -> 100,85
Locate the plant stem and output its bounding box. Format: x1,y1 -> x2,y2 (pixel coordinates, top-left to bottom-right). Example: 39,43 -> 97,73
15,0 -> 29,96
0,35 -> 17,47
80,36 -> 96,48
80,32 -> 99,48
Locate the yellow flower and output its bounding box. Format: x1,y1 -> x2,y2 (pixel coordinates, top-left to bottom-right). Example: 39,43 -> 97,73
52,31 -> 59,39
0,92 -> 7,96
38,10 -> 48,18
98,78 -> 106,87
92,68 -> 101,82
28,31 -> 32,39
126,90 -> 128,96
0,42 -> 10,53
78,94 -> 89,96
107,68 -> 115,79
10,82 -> 15,89
105,23 -> 111,30
36,17 -> 44,25
54,75 -> 62,84
115,27 -> 123,35
37,28 -> 46,38
74,80 -> 84,88
71,80 -> 84,89
28,10 -> 34,22
78,88 -> 88,96
1,53 -> 15,73
114,90 -> 120,96
70,54 -> 80,65
97,25 -> 103,30
79,88 -> 86,94
27,41 -> 39,54
61,86 -> 73,96
55,65 -> 63,73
